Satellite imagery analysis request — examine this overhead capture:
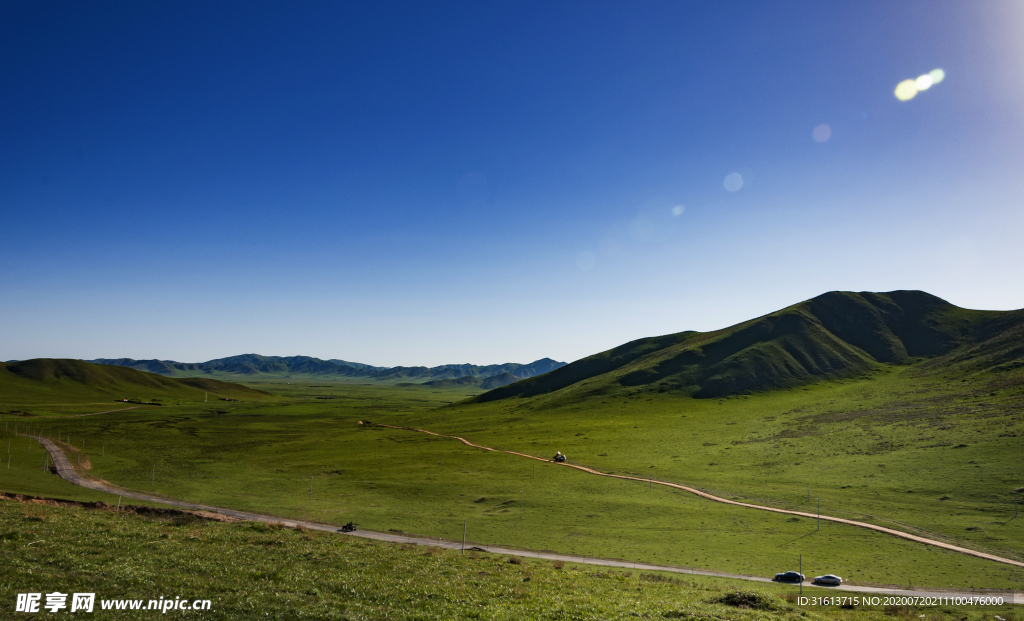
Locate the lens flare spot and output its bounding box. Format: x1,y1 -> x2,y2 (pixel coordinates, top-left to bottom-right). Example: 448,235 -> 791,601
723,173 -> 743,192
575,251 -> 597,271
894,79 -> 919,101
929,68 -> 945,84
915,74 -> 934,91
671,204 -> 685,216
812,124 -> 832,143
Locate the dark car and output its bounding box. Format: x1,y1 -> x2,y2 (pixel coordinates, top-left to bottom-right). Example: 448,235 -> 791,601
774,571 -> 805,583
812,574 -> 842,586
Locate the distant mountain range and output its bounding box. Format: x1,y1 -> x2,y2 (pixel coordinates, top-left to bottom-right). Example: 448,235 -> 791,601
88,354 -> 567,384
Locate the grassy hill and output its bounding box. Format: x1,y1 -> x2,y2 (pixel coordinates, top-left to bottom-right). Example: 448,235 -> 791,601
476,290 -> 1024,402
0,359 -> 271,405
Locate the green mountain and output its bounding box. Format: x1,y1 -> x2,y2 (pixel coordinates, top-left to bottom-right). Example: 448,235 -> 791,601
475,290 -> 1024,403
0,359 -> 271,404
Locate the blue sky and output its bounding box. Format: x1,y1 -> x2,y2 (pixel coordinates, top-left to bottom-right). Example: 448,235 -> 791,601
3,1 -> 1023,366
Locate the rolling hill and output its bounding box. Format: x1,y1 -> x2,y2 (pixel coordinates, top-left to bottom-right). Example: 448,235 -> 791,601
90,354 -> 566,383
474,290 -> 1024,402
0,359 -> 271,404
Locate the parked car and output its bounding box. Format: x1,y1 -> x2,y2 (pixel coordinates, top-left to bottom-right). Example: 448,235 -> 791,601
812,574 -> 842,586
774,571 -> 805,583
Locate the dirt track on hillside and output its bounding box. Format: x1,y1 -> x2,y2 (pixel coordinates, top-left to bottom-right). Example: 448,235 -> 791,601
360,421 -> 1024,569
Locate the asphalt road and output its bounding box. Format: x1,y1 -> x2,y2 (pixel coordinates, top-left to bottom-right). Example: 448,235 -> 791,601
23,434 -> 1021,604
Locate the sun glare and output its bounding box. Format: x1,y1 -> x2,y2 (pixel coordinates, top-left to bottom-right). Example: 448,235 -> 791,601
895,79 -> 919,101
895,68 -> 945,101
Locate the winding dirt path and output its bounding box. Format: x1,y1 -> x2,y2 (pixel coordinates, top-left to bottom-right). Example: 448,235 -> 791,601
360,421 -> 1024,569
17,432 -> 1022,600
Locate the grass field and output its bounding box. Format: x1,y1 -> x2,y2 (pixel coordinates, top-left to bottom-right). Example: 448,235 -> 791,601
1,497 -> 1018,620
3,363 -> 1021,592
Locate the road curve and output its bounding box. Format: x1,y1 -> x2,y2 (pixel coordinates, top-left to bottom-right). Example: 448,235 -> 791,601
360,421 -> 1024,570
21,434 -> 1021,602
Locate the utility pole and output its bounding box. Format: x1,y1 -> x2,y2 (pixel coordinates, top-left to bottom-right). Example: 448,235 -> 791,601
462,520 -> 467,554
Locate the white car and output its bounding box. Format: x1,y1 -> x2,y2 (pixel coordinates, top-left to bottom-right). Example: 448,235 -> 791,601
813,574 -> 842,586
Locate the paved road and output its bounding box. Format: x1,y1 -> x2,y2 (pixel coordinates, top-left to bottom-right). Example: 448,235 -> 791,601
364,421 -> 1024,570
23,434 -> 1020,603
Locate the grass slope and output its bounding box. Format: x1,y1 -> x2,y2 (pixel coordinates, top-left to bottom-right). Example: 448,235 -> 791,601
6,499 -> 1015,621
478,290 -> 1023,402
0,359 -> 271,406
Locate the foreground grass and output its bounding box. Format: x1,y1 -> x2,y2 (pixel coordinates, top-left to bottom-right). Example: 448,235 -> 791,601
0,499 -> 1018,620
2,368 -> 1022,591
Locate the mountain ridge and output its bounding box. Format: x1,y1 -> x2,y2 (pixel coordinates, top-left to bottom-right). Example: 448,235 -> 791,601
89,354 -> 567,383
471,290 -> 1024,403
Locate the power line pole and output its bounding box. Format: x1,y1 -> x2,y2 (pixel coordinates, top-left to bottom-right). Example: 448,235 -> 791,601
462,520 -> 467,554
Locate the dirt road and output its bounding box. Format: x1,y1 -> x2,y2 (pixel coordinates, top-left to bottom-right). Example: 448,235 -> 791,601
21,433 -> 1022,602
362,421 -> 1024,570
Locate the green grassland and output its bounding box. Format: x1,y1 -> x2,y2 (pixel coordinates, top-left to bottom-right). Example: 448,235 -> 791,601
412,363 -> 1024,564
1,498 -> 1018,620
4,370 -> 1021,592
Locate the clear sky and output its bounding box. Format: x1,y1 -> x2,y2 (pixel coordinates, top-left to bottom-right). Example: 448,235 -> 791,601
3,1 -> 1023,366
